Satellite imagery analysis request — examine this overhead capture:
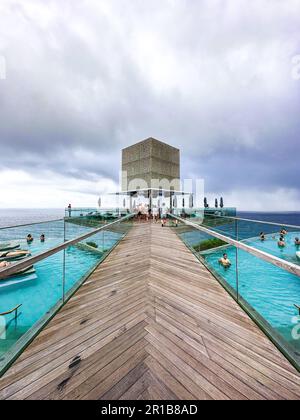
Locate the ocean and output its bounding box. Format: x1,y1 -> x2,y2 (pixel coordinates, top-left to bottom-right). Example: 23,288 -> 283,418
237,211 -> 300,227
0,209 -> 300,229
0,209 -> 65,228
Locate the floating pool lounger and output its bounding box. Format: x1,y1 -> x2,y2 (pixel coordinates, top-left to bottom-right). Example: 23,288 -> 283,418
7,267 -> 35,279
0,273 -> 37,289
0,243 -> 20,252
0,255 -> 30,262
0,250 -> 25,257
0,267 -> 37,288
0,251 -> 31,262
0,267 -> 36,282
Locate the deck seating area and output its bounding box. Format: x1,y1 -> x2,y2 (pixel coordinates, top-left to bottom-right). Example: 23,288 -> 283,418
0,223 -> 299,400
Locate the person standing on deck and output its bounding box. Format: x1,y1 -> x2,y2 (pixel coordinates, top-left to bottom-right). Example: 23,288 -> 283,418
67,204 -> 72,217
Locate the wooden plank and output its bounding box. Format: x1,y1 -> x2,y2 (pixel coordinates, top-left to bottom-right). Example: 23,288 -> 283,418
150,319 -> 264,400
119,370 -> 149,400
99,362 -> 149,401
146,332 -> 230,400
145,352 -> 199,400
147,370 -> 179,400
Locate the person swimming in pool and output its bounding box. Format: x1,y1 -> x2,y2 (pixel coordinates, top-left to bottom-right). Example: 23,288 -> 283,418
27,234 -> 34,243
278,236 -> 286,248
280,228 -> 288,236
40,234 -> 45,242
219,253 -> 231,268
260,232 -> 266,241
295,237 -> 300,246
0,261 -> 10,268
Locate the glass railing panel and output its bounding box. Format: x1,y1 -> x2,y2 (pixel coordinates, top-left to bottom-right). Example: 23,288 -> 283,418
171,214 -> 300,369
201,243 -> 238,296
201,242 -> 300,366
64,209 -> 131,232
202,213 -> 300,266
171,207 -> 237,220
64,208 -> 129,221
201,214 -> 238,240
0,219 -> 65,256
236,250 -> 300,365
62,217 -> 133,301
65,208 -> 98,218
64,218 -> 100,242
171,218 -> 239,299
240,221 -> 300,266
0,250 -> 64,367
0,215 -> 134,375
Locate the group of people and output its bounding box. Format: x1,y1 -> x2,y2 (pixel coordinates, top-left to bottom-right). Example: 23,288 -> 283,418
136,205 -> 169,223
259,228 -> 300,248
0,234 -> 46,269
161,217 -> 168,227
27,234 -> 45,243
218,227 -> 300,269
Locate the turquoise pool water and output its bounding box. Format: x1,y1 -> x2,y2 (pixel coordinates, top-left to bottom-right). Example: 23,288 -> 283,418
0,219 -> 99,247
201,233 -> 300,356
244,232 -> 300,265
0,227 -> 124,362
184,225 -> 300,264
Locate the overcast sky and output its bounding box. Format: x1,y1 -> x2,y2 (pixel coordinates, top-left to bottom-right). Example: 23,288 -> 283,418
0,0 -> 299,210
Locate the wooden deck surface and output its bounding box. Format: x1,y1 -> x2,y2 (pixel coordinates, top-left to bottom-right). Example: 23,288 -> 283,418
0,223 -> 299,400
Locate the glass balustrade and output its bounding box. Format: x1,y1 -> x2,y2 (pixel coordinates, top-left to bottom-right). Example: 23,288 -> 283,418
170,214 -> 300,370
0,214 -> 134,376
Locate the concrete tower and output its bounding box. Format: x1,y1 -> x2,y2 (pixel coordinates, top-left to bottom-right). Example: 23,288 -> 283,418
121,137 -> 180,192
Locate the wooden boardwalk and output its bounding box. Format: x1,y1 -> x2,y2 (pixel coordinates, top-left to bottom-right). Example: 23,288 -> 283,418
0,223 -> 299,400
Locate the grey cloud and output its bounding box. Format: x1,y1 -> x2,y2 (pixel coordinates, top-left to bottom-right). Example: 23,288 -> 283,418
0,0 -> 299,203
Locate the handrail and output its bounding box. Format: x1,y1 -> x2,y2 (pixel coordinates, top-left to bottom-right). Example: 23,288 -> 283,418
203,212 -> 300,230
0,304 -> 22,317
169,214 -> 300,278
0,214 -> 134,280
0,218 -> 64,231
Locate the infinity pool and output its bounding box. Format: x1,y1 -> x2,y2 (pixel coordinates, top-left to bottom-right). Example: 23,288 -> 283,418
0,228 -> 123,362
202,233 -> 300,357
